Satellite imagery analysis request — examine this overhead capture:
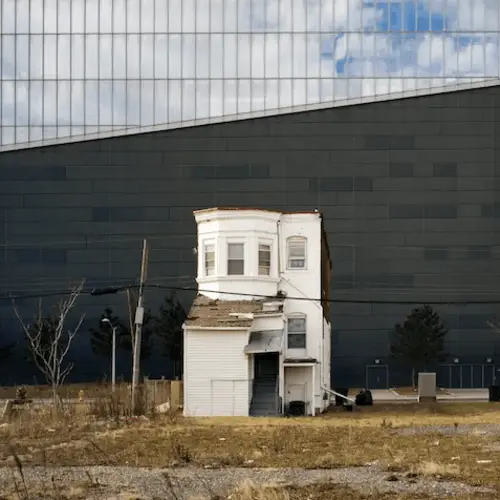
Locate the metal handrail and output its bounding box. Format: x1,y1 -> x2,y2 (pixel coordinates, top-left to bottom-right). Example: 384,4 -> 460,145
322,386 -> 356,404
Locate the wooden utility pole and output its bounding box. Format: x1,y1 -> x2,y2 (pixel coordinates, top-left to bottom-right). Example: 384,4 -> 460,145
126,288 -> 136,335
131,239 -> 149,413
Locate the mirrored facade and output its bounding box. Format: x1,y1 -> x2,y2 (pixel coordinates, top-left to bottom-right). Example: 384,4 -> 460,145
1,0 -> 500,147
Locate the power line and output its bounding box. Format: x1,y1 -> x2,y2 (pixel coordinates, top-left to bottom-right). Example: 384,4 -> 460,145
1,282 -> 500,305
148,284 -> 500,306
0,274 -> 195,290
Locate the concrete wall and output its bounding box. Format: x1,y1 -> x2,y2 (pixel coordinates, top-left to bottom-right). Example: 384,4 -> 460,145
1,84 -> 500,386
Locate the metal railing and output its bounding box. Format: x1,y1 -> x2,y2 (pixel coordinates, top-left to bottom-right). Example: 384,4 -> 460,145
275,376 -> 280,415
321,386 -> 356,405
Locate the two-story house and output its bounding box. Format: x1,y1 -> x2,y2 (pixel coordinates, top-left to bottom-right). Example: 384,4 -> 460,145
183,207 -> 332,417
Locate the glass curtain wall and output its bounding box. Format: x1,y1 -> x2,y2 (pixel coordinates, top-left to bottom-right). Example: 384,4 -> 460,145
1,0 -> 499,147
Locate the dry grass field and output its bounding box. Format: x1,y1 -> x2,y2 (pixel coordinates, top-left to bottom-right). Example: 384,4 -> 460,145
1,387 -> 500,499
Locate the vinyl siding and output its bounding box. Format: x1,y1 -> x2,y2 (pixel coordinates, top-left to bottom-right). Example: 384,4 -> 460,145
284,365 -> 313,413
184,329 -> 250,416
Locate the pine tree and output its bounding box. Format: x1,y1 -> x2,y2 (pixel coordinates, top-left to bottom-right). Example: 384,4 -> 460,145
0,322 -> 14,362
89,307 -> 128,359
154,293 -> 187,379
390,304 -> 448,388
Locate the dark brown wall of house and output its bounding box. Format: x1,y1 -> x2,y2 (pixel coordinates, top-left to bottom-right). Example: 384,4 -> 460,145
1,85 -> 500,386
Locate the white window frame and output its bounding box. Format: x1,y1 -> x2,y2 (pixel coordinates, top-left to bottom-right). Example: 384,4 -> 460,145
227,242 -> 245,275
287,314 -> 307,349
287,236 -> 307,270
258,243 -> 271,276
203,242 -> 216,276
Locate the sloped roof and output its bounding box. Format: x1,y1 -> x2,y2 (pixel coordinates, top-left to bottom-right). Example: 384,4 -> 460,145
184,295 -> 265,328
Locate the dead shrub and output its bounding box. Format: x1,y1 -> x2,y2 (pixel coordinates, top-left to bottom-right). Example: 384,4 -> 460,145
231,479 -> 290,500
412,460 -> 460,478
168,432 -> 192,463
269,427 -> 294,454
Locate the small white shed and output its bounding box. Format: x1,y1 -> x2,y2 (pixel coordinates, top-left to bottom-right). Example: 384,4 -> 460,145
183,296 -> 263,417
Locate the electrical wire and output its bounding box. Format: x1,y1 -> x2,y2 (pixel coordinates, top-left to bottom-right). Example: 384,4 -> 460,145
1,282 -> 500,306
149,284 -> 500,306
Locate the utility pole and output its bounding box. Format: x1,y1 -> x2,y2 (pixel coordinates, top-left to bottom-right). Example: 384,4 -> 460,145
131,239 -> 149,413
126,288 -> 136,335
101,318 -> 117,393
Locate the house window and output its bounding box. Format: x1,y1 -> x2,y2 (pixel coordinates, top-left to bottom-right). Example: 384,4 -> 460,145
204,243 -> 215,276
288,315 -> 306,349
258,244 -> 271,275
287,236 -> 306,269
227,243 -> 244,275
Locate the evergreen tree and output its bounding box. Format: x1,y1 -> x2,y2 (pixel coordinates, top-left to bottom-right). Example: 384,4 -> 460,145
89,307 -> 128,359
0,322 -> 14,362
390,304 -> 448,388
154,293 -> 187,378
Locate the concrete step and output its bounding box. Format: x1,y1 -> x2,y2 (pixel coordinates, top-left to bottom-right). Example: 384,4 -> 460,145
252,400 -> 276,406
252,399 -> 275,404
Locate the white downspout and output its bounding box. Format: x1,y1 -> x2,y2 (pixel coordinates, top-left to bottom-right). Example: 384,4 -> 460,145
277,219 -> 282,277
277,218 -> 285,414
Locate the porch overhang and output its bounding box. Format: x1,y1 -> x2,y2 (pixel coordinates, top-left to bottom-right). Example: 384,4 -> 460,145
244,330 -> 283,354
283,358 -> 317,367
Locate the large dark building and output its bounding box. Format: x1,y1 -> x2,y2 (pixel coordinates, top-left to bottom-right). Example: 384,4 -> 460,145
1,82 -> 500,387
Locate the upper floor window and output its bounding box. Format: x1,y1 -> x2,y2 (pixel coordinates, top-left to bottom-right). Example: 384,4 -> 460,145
258,244 -> 271,275
287,236 -> 306,269
204,243 -> 215,276
287,315 -> 306,349
227,243 -> 244,275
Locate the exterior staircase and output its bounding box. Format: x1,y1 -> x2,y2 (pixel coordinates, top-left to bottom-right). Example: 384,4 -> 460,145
249,376 -> 279,416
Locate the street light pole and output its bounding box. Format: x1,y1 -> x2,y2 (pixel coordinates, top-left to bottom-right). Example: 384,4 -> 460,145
90,238 -> 150,412
101,318 -> 117,393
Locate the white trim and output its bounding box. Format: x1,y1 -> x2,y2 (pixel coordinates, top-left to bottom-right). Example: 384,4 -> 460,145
286,236 -> 307,271
182,325 -> 249,331
227,241 -> 245,276
2,77 -> 499,153
203,240 -> 216,277
286,313 -> 307,350
311,365 -> 316,417
284,362 -> 316,367
197,275 -> 279,285
253,312 -> 284,318
258,242 -> 272,277
195,210 -> 281,224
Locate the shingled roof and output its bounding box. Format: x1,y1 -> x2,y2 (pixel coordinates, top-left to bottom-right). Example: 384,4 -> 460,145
184,295 -> 266,328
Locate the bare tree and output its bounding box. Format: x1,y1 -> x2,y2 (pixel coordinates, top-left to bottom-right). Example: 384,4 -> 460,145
12,281 -> 86,406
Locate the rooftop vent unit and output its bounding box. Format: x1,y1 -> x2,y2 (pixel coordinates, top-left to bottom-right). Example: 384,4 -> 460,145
228,313 -> 254,319
262,301 -> 283,313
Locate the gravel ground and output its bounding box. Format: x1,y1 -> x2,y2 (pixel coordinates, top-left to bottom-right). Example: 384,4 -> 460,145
395,423 -> 500,436
0,465 -> 493,499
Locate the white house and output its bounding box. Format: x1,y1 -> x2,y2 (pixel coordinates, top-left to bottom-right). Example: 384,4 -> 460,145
183,207 -> 332,417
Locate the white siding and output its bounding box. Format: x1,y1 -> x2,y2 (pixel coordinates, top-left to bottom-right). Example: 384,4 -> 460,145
184,329 -> 250,417
285,366 -> 313,415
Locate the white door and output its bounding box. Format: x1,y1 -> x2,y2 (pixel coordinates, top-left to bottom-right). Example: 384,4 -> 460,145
211,380 -> 234,416
287,383 -> 306,402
